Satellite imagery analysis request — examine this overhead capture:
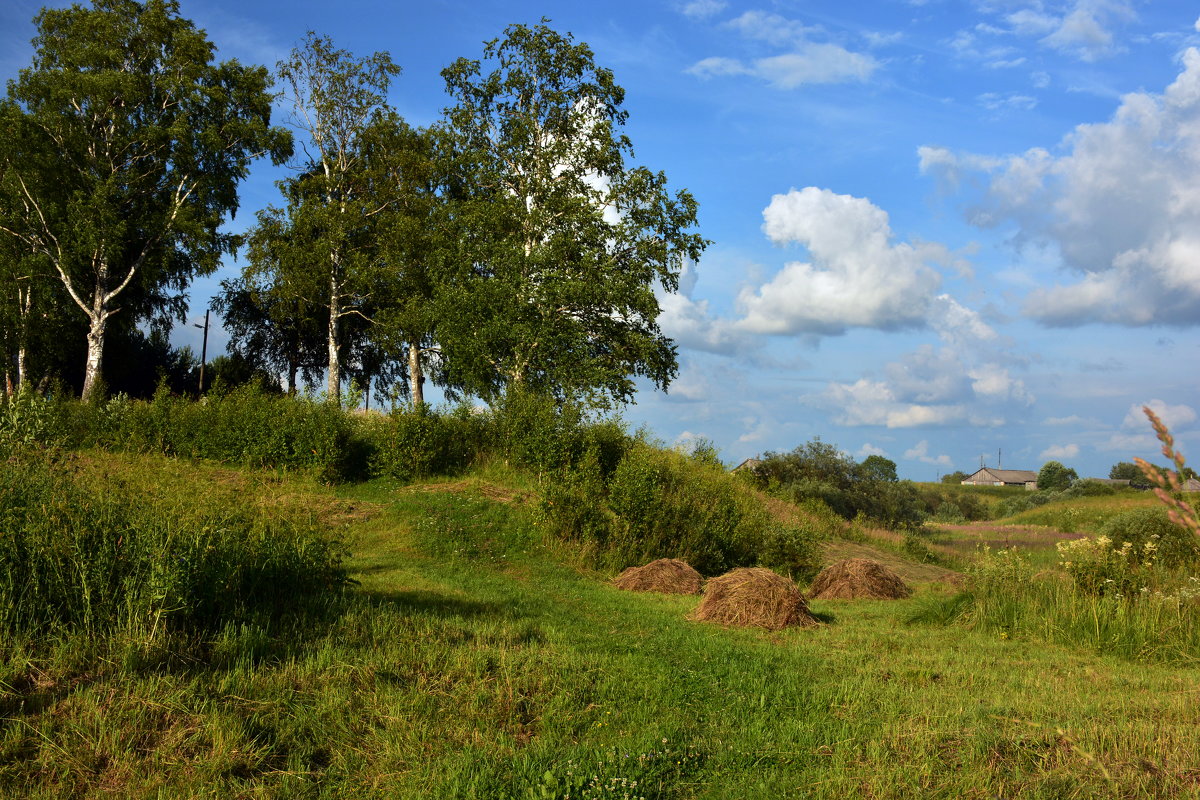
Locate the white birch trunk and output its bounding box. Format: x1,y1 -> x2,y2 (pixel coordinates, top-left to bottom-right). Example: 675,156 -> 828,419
81,312 -> 107,402
326,268 -> 340,404
16,283 -> 31,392
408,341 -> 423,407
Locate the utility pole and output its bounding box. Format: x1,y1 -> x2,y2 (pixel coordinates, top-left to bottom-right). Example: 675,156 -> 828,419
193,309 -> 209,394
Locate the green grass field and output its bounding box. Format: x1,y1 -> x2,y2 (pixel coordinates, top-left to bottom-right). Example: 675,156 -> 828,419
3,454 -> 1199,799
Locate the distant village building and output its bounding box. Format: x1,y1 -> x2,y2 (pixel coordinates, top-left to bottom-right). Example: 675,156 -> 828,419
731,458 -> 763,474
961,467 -> 1038,490
1185,478 -> 1200,493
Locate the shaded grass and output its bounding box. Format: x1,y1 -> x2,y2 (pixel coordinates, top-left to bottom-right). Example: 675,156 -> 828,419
3,460 -> 1200,798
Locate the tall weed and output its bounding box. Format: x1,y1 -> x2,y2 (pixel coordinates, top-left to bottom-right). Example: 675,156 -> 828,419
368,403 -> 489,482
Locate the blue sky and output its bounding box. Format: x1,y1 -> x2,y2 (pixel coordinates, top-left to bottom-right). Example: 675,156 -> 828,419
4,0 -> 1199,479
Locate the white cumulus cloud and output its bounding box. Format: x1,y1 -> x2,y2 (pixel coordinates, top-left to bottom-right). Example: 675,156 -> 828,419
686,9 -> 877,89
658,293 -> 754,355
905,439 -> 954,465
1040,443 -> 1080,459
736,188 -> 943,335
1041,0 -> 1135,62
688,47 -> 876,88
680,0 -> 727,20
816,378 -> 968,428
1122,399 -> 1197,431
725,10 -> 817,46
920,48 -> 1200,327
857,443 -> 889,458
803,293 -> 1032,430
754,46 -> 877,88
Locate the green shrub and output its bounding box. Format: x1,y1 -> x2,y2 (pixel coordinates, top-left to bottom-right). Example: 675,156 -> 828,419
757,523 -> 823,583
368,404 -> 488,482
0,388 -> 66,449
756,440 -> 927,529
490,390 -> 586,476
598,444 -> 820,577
1063,479 -> 1117,498
540,446 -> 613,547
933,502 -> 966,524
51,386 -> 355,480
1101,508 -> 1198,568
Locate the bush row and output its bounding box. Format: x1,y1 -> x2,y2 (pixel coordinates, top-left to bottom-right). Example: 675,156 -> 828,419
1,385 -> 354,480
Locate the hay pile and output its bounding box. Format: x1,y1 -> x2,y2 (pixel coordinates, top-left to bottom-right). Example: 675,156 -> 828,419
807,558 -> 912,600
689,567 -> 818,630
614,558 -> 703,595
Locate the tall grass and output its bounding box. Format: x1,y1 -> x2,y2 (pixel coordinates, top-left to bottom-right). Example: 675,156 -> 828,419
0,448 -> 349,652
910,545 -> 1200,663
540,440 -> 823,579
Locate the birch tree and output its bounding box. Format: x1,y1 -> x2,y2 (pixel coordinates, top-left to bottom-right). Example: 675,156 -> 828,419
367,121 -> 458,407
251,32 -> 400,405
0,0 -> 291,401
439,21 -> 707,407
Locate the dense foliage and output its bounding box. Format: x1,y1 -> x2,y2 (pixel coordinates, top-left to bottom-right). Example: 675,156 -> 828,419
0,388 -> 823,580
751,439 -> 927,529
1036,460 -> 1078,491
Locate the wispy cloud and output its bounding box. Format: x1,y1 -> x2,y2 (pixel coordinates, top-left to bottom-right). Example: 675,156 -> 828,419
686,8 -> 878,89
680,0 -> 727,20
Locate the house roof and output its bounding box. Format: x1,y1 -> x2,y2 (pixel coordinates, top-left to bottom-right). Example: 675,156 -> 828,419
731,458 -> 763,473
964,468 -> 1038,483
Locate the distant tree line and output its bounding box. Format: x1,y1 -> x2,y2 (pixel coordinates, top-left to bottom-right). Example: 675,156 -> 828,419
0,2 -> 704,409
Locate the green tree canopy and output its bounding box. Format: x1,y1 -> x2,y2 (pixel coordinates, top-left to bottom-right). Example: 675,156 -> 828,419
211,276 -> 324,395
439,21 -> 707,407
1108,461 -> 1153,489
858,454 -> 898,482
752,439 -> 924,528
247,32 -> 400,406
1037,460 -> 1078,491
0,0 -> 291,400
941,470 -> 970,484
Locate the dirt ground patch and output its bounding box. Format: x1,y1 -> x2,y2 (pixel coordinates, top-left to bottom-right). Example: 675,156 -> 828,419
263,493 -> 383,528
400,480 -> 531,505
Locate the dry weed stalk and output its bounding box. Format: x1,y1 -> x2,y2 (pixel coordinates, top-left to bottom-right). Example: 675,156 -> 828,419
1133,406 -> 1200,536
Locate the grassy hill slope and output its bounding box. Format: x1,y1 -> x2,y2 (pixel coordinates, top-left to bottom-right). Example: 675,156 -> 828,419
3,455 -> 1197,799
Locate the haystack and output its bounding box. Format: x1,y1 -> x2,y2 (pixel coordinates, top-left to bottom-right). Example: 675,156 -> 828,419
807,558 -> 912,600
689,567 -> 818,630
614,558 -> 703,595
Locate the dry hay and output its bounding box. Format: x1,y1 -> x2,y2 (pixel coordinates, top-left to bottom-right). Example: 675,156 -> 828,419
689,567 -> 818,630
807,558 -> 912,600
613,558 -> 703,595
